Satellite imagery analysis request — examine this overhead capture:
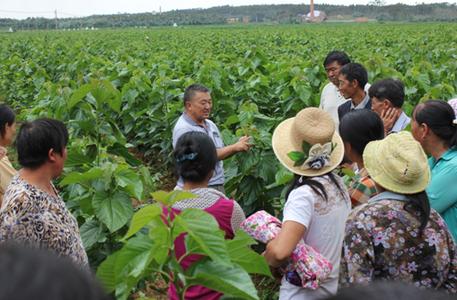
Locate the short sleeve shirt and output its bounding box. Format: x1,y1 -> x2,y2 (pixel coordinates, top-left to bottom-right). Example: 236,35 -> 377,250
427,147 -> 457,242
172,113 -> 225,186
0,175 -> 89,267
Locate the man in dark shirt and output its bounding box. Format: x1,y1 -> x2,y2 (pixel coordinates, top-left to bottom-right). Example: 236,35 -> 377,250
337,63 -> 371,122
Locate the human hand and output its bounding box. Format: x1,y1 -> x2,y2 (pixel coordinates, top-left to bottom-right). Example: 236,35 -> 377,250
381,107 -> 401,134
234,136 -> 252,152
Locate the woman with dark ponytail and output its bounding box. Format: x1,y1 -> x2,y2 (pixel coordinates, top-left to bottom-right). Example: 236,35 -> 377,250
340,132 -> 457,292
167,131 -> 246,300
411,100 -> 457,241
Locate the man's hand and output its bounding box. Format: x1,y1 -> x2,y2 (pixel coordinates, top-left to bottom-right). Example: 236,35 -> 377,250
233,136 -> 252,152
381,107 -> 401,135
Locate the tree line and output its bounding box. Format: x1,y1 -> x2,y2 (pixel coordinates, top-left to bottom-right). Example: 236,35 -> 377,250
1,3 -> 457,30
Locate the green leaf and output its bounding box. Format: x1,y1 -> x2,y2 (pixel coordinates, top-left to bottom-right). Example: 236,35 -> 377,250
302,140 -> 311,155
287,151 -> 304,162
115,167 -> 144,200
80,219 -> 105,250
123,204 -> 161,240
97,251 -> 120,292
151,190 -> 197,206
61,167 -> 104,186
107,143 -> 141,166
226,231 -> 271,276
93,191 -> 134,233
65,147 -> 96,167
174,209 -> 230,263
68,83 -> 93,109
187,259 -> 259,300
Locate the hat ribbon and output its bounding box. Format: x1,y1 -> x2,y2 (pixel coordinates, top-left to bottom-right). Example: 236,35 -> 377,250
288,141 -> 336,170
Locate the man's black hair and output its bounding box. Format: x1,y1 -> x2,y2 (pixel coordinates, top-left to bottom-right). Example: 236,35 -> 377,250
16,118 -> 68,169
369,78 -> 405,108
323,51 -> 351,67
339,63 -> 368,89
183,84 -> 210,105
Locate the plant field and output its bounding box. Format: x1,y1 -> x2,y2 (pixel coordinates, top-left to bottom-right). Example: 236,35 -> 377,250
1,23 -> 457,299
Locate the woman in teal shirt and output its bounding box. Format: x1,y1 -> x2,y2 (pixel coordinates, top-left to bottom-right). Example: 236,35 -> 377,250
412,100 -> 457,242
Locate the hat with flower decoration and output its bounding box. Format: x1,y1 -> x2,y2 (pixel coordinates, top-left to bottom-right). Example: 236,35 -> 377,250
272,107 -> 344,177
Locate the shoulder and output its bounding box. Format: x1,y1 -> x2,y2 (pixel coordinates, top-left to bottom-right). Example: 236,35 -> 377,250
321,82 -> 335,94
206,119 -> 220,131
338,101 -> 350,112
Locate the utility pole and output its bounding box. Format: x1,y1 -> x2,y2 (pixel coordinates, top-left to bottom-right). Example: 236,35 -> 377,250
54,10 -> 58,30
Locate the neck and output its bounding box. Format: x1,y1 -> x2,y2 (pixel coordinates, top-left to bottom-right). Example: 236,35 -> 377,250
427,139 -> 449,161
185,111 -> 206,127
182,180 -> 209,190
354,156 -> 364,170
19,167 -> 55,194
351,90 -> 366,106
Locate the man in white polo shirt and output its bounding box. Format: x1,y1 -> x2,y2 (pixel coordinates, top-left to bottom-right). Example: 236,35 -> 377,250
172,84 -> 251,193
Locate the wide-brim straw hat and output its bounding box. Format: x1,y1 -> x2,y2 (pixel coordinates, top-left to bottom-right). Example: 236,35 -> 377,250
272,107 -> 344,177
363,131 -> 430,194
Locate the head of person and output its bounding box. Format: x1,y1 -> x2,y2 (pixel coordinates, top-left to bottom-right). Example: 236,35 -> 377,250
0,243 -> 111,300
325,281 -> 452,300
183,84 -> 212,124
16,118 -> 68,177
363,131 -> 431,232
0,104 -> 16,147
272,107 -> 345,200
369,78 -> 405,115
323,51 -> 351,86
174,131 -> 217,185
339,109 -> 384,164
338,63 -> 368,99
412,100 -> 457,152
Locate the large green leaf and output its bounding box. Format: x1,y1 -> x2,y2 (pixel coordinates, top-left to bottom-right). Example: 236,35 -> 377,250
187,259 -> 259,300
123,204 -> 161,240
97,251 -> 120,292
151,190 -> 197,206
115,166 -> 144,200
61,167 -> 104,186
174,209 -> 230,263
68,83 -> 93,109
93,191 -> 134,233
226,231 -> 271,276
80,218 -> 106,250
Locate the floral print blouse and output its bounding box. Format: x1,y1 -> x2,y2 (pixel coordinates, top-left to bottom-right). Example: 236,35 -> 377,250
0,175 -> 88,267
340,192 -> 457,293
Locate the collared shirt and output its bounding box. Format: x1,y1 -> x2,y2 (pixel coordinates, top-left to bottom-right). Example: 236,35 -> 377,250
427,147 -> 457,242
320,82 -> 371,129
348,168 -> 379,208
350,92 -> 371,110
0,175 -> 89,267
390,111 -> 411,134
172,112 -> 225,186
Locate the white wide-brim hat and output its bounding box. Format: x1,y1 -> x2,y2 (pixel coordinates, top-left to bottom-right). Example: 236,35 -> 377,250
272,107 -> 344,177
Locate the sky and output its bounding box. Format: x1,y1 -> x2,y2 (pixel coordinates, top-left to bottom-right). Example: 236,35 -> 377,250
0,0 -> 454,19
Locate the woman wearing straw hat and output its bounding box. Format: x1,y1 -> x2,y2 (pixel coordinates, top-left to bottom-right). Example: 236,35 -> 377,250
411,100 -> 457,242
339,131 -> 457,292
264,108 -> 351,299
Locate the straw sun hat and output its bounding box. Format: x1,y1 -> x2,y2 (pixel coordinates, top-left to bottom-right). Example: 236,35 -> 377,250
272,107 -> 344,177
363,131 -> 430,194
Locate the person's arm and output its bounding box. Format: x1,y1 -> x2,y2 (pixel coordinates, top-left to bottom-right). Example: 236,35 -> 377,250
216,136 -> 251,160
427,166 -> 457,214
264,220 -> 306,267
264,187 -> 313,268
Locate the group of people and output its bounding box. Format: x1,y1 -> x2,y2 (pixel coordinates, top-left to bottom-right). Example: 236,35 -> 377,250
170,50 -> 457,299
0,49 -> 456,300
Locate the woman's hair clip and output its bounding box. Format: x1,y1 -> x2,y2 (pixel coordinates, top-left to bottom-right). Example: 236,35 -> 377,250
176,152 -> 198,163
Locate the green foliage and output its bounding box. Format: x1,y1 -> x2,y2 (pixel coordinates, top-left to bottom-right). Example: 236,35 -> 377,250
97,190 -> 270,300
